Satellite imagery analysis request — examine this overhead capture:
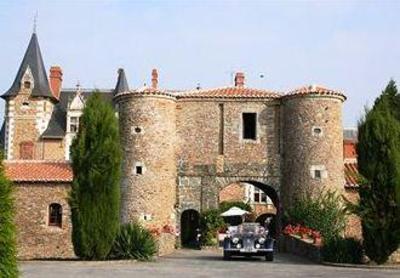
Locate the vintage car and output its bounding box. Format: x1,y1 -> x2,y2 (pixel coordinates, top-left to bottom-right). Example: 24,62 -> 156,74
223,222 -> 275,261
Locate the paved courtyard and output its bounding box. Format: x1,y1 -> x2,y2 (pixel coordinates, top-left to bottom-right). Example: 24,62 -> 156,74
21,249 -> 400,278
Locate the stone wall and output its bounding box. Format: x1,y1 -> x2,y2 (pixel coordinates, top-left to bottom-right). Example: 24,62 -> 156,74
219,182 -> 245,203
6,91 -> 54,160
343,188 -> 362,239
42,139 -> 65,160
176,99 -> 280,177
281,95 -> 345,208
117,93 -> 177,245
13,183 -> 74,259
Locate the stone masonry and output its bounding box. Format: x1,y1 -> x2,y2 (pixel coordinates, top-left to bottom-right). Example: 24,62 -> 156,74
1,31 -> 353,258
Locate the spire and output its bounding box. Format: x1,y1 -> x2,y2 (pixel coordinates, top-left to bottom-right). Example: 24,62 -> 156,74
114,68 -> 129,95
1,32 -> 55,100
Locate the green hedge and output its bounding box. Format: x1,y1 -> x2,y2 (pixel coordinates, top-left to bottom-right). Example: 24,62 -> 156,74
322,237 -> 363,264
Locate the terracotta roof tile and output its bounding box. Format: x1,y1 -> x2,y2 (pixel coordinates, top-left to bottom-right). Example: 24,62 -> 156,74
344,162 -> 359,188
178,86 -> 281,99
4,161 -> 73,182
284,85 -> 346,100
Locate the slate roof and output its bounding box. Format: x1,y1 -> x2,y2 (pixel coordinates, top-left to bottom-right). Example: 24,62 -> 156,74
4,161 -> 73,182
114,69 -> 129,95
41,89 -> 113,138
0,122 -> 5,149
1,33 -> 56,101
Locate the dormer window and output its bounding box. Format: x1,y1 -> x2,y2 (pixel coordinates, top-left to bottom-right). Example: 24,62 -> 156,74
70,117 -> 79,133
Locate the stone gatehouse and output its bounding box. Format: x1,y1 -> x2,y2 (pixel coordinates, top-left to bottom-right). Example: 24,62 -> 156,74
1,31 -> 348,258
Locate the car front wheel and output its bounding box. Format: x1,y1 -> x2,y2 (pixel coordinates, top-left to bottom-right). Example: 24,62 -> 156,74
223,251 -> 231,260
265,252 -> 274,261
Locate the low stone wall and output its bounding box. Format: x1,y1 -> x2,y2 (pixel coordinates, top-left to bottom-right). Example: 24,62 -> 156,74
158,233 -> 176,256
278,235 -> 321,263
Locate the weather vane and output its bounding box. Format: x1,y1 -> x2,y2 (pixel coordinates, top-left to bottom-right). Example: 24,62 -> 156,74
33,11 -> 38,33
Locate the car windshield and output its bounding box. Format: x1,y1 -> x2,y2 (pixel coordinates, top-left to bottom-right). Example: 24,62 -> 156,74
240,223 -> 260,233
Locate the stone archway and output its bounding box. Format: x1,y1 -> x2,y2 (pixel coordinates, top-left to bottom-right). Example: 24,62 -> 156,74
213,177 -> 281,238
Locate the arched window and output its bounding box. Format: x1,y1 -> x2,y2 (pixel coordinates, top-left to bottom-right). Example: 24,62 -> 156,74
48,203 -> 62,227
19,141 -> 34,160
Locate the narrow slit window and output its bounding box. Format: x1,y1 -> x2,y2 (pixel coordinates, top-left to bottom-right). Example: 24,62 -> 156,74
242,113 -> 257,140
314,170 -> 322,179
136,166 -> 143,175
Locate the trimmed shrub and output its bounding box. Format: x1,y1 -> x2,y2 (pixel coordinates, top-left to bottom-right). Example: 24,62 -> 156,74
69,92 -> 122,260
285,190 -> 347,242
0,159 -> 18,277
322,238 -> 363,264
109,223 -> 157,261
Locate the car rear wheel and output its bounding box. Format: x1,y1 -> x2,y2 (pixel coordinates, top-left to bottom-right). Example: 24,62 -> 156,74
223,251 -> 231,260
265,252 -> 274,261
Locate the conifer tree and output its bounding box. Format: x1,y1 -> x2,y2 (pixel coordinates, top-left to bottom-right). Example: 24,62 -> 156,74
0,153 -> 18,277
357,80 -> 400,264
69,92 -> 122,260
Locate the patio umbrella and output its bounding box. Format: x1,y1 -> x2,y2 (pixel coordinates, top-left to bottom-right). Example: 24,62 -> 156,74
220,206 -> 250,217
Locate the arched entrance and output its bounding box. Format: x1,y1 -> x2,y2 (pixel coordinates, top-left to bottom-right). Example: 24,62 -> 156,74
218,180 -> 280,238
180,209 -> 200,247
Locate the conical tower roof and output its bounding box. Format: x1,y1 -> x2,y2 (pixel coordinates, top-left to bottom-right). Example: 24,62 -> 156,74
114,68 -> 129,95
2,32 -> 55,100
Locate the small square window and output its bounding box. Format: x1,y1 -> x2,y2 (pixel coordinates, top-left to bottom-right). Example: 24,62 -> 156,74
242,113 -> 257,140
136,166 -> 143,175
314,170 -> 322,179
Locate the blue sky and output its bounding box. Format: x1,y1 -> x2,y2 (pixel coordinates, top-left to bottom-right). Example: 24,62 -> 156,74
0,0 -> 399,127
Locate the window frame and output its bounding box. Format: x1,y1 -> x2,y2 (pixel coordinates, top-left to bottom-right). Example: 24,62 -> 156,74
69,116 -> 79,133
48,203 -> 63,228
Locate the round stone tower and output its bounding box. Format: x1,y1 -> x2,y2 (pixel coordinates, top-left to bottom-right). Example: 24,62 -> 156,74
114,69 -> 177,254
281,85 -> 346,209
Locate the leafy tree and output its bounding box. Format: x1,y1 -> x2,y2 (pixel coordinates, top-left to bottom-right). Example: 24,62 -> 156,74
69,92 -> 122,260
356,80 -> 400,264
0,153 -> 18,277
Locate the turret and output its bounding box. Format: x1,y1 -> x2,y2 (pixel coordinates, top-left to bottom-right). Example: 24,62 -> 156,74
281,85 -> 346,208
1,32 -> 58,160
114,69 -> 177,255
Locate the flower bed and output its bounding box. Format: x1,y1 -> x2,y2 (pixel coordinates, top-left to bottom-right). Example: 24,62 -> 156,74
282,224 -> 322,246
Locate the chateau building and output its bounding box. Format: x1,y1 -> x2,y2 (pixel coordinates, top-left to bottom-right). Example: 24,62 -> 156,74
1,31 -> 356,258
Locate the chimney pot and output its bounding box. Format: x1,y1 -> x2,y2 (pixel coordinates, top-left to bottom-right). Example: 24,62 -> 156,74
234,72 -> 245,87
49,66 -> 63,99
151,68 -> 158,89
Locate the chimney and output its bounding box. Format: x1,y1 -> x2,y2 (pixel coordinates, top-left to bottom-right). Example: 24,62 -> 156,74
234,72 -> 245,87
151,68 -> 158,89
49,66 -> 63,99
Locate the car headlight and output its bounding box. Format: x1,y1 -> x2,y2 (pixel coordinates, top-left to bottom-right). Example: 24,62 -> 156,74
232,237 -> 240,244
236,243 -> 241,249
258,237 -> 266,244
255,243 -> 261,249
